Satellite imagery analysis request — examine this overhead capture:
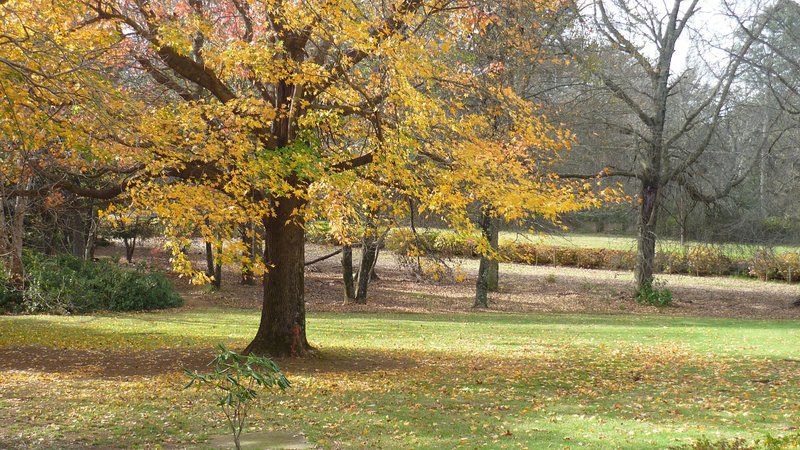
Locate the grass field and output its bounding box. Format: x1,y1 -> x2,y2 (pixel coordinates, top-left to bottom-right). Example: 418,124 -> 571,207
499,231 -> 800,259
3,309 -> 800,449
406,227 -> 800,260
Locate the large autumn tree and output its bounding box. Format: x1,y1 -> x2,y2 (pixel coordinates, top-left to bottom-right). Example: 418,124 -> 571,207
8,0 -> 607,357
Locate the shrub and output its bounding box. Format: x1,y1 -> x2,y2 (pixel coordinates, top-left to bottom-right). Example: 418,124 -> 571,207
748,250 -> 781,281
381,228 -> 793,283
685,245 -> 733,276
777,253 -> 800,282
433,232 -> 479,258
603,249 -> 636,271
658,250 -> 688,274
1,251 -> 183,314
635,280 -> 673,307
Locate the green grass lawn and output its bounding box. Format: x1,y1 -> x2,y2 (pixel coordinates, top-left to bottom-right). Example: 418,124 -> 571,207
499,231 -> 800,257
2,309 -> 800,449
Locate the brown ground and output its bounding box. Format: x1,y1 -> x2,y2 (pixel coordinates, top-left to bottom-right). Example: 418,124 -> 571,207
100,240 -> 800,320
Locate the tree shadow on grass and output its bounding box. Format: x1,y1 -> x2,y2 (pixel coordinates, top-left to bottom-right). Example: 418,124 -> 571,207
0,343 -> 419,379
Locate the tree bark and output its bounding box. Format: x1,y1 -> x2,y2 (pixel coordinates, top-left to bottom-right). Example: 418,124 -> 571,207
243,195 -> 312,357
485,215 -> 499,292
635,181 -> 660,291
341,245 -> 355,301
354,236 -> 379,304
213,241 -> 222,290
123,236 -> 136,263
122,217 -> 139,263
240,223 -> 256,285
474,210 -> 499,308
8,193 -> 28,289
70,204 -> 88,259
205,240 -> 215,279
84,204 -> 98,260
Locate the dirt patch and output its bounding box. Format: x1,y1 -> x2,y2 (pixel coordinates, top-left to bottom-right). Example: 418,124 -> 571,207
205,431 -> 317,450
97,241 -> 800,320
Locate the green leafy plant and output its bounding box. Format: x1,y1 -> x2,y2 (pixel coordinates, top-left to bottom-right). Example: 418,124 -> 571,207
184,344 -> 290,450
1,251 -> 182,314
636,279 -> 673,307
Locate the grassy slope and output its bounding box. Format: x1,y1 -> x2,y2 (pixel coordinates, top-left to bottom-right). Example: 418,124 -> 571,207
2,309 -> 800,449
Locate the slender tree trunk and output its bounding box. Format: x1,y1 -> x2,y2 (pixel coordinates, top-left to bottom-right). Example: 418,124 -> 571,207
485,215 -> 499,292
244,195 -> 312,357
213,241 -> 222,290
84,204 -> 98,260
369,247 -> 380,281
8,193 -> 28,289
474,257 -> 490,308
71,205 -> 87,259
205,241 -> 214,279
123,236 -> 136,263
354,236 -> 379,304
240,223 -> 256,285
474,210 -> 499,308
341,245 -> 355,301
635,181 -> 660,291
123,218 -> 139,263
0,196 -> 12,280
759,130 -> 768,220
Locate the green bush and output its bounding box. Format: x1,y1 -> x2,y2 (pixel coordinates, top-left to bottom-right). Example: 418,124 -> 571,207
1,251 -> 183,314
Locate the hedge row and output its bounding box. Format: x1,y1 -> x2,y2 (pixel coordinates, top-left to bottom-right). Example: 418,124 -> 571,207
382,229 -> 800,282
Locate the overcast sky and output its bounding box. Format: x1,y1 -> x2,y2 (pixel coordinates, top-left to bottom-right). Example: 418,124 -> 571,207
589,0 -> 773,74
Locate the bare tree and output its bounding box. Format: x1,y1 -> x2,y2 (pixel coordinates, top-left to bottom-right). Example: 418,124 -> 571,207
558,0 -> 767,292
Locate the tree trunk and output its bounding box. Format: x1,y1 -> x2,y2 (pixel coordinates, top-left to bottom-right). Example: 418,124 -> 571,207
369,247 -> 380,281
474,256 -> 490,308
354,237 -> 379,304
474,210 -> 499,308
484,215 -> 499,292
240,223 -> 256,285
123,236 -> 136,263
635,181 -> 660,291
213,241 -> 222,290
71,205 -> 87,259
0,197 -> 12,280
244,195 -> 312,357
8,193 -> 28,289
341,245 -> 355,301
205,241 -> 214,278
84,204 -> 98,260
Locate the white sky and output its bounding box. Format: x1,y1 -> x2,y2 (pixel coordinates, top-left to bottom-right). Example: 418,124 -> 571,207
590,0 -> 771,74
